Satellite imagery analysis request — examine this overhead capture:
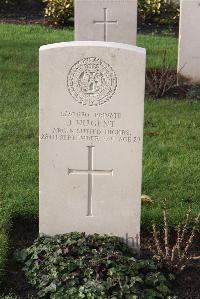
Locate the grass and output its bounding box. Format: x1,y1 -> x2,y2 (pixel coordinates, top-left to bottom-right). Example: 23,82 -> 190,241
143,100 -> 200,227
0,24 -> 199,284
137,33 -> 178,68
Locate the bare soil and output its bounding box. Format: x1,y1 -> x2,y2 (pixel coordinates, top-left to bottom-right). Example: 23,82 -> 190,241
0,217 -> 39,298
0,0 -> 44,25
146,68 -> 192,99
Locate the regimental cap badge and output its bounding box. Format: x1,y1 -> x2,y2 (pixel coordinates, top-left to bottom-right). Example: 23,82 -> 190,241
67,57 -> 117,107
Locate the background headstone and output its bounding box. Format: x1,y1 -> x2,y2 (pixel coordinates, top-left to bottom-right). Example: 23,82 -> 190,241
75,0 -> 137,45
178,0 -> 200,83
39,41 -> 146,248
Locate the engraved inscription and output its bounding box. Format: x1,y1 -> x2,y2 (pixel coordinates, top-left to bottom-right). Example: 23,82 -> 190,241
93,8 -> 118,41
68,146 -> 113,216
40,110 -> 141,144
67,57 -> 117,107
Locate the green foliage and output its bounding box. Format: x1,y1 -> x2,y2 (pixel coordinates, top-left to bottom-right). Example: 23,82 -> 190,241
18,233 -> 173,298
43,0 -> 74,26
187,85 -> 200,101
138,0 -> 179,27
0,0 -> 179,28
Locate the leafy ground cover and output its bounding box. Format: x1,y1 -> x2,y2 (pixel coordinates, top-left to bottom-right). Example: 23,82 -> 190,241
1,217 -> 200,299
0,24 -> 199,296
17,233 -> 174,298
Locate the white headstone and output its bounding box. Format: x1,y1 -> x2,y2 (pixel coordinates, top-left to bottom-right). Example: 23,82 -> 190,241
39,41 -> 146,248
75,0 -> 137,45
178,0 -> 200,83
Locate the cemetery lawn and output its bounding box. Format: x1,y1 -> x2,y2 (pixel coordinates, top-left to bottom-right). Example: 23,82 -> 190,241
0,24 -> 199,282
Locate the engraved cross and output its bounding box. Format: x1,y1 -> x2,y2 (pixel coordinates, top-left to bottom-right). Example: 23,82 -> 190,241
93,8 -> 118,41
68,146 -> 113,217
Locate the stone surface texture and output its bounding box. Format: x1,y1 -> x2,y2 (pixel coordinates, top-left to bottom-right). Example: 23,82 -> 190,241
178,0 -> 200,83
75,0 -> 137,45
39,41 -> 146,247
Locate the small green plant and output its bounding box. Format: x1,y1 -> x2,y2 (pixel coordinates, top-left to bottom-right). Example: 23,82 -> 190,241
186,85 -> 200,101
17,232 -> 174,298
151,207 -> 200,273
43,0 -> 74,26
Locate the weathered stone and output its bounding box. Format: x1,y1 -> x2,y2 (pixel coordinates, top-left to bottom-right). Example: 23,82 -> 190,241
39,41 -> 146,248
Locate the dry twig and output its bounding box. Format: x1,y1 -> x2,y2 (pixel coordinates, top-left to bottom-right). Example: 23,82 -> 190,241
151,206 -> 200,273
